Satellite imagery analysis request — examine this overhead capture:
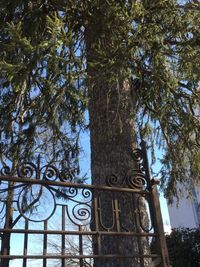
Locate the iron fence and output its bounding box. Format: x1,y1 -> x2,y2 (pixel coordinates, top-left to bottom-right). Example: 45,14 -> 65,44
0,144 -> 170,267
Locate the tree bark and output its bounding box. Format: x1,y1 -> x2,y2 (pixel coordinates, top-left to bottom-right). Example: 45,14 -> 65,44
85,30 -> 146,267
88,82 -> 142,267
84,3 -> 152,265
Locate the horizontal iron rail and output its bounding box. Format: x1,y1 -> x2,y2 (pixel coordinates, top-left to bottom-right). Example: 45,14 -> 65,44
0,228 -> 157,237
0,254 -> 160,259
0,175 -> 151,194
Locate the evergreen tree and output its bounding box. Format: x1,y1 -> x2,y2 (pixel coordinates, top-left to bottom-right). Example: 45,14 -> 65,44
0,1 -> 200,266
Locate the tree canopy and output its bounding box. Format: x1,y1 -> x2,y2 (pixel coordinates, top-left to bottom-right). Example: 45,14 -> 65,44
0,0 -> 200,199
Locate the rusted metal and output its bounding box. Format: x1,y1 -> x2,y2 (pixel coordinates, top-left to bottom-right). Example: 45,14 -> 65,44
79,225 -> 84,267
151,186 -> 170,267
0,146 -> 170,267
141,140 -> 170,267
0,176 -> 152,194
0,228 -> 157,236
0,254 -> 160,259
43,220 -> 48,267
61,205 -> 66,267
22,219 -> 28,267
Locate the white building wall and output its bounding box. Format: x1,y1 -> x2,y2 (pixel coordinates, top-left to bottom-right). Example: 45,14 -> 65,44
168,184 -> 200,229
168,107 -> 200,228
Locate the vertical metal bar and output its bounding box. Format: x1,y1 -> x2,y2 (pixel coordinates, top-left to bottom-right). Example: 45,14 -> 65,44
151,185 -> 170,267
61,205 -> 65,267
95,195 -> 101,253
114,194 -> 123,267
94,193 -> 101,267
22,219 -> 29,267
43,220 -> 47,267
133,194 -> 145,267
141,140 -> 170,266
3,199 -> 10,257
1,183 -> 14,267
114,195 -> 121,233
79,225 -> 83,267
140,140 -> 152,190
36,155 -> 41,180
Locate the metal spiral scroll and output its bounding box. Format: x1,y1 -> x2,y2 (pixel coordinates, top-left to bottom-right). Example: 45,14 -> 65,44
41,165 -> 59,181
0,165 -> 12,176
82,188 -> 92,200
65,187 -> 92,226
41,165 -> 76,182
67,187 -> 78,198
126,172 -> 146,190
106,148 -> 147,189
132,148 -> 144,163
106,174 -> 122,187
0,161 -> 76,182
17,162 -> 37,178
132,148 -> 146,174
68,203 -> 91,226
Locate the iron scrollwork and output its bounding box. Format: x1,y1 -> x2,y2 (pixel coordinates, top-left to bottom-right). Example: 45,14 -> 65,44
106,148 -> 147,190
0,147 -> 152,229
0,146 -> 168,266
17,184 -> 56,222
0,159 -> 93,225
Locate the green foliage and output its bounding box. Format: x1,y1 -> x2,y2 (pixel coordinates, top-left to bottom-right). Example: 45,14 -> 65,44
0,1 -> 200,196
166,228 -> 200,267
0,1 -> 87,170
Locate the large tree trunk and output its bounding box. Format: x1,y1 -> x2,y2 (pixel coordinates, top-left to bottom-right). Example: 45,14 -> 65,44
83,1 -> 155,265
88,81 -> 142,267
85,3 -> 150,267
86,34 -> 145,267
0,226 -> 12,267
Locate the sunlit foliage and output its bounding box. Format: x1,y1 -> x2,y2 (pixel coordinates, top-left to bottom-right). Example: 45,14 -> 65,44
0,0 -> 200,198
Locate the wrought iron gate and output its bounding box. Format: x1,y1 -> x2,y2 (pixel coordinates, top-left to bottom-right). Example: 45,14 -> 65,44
0,143 -> 170,267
